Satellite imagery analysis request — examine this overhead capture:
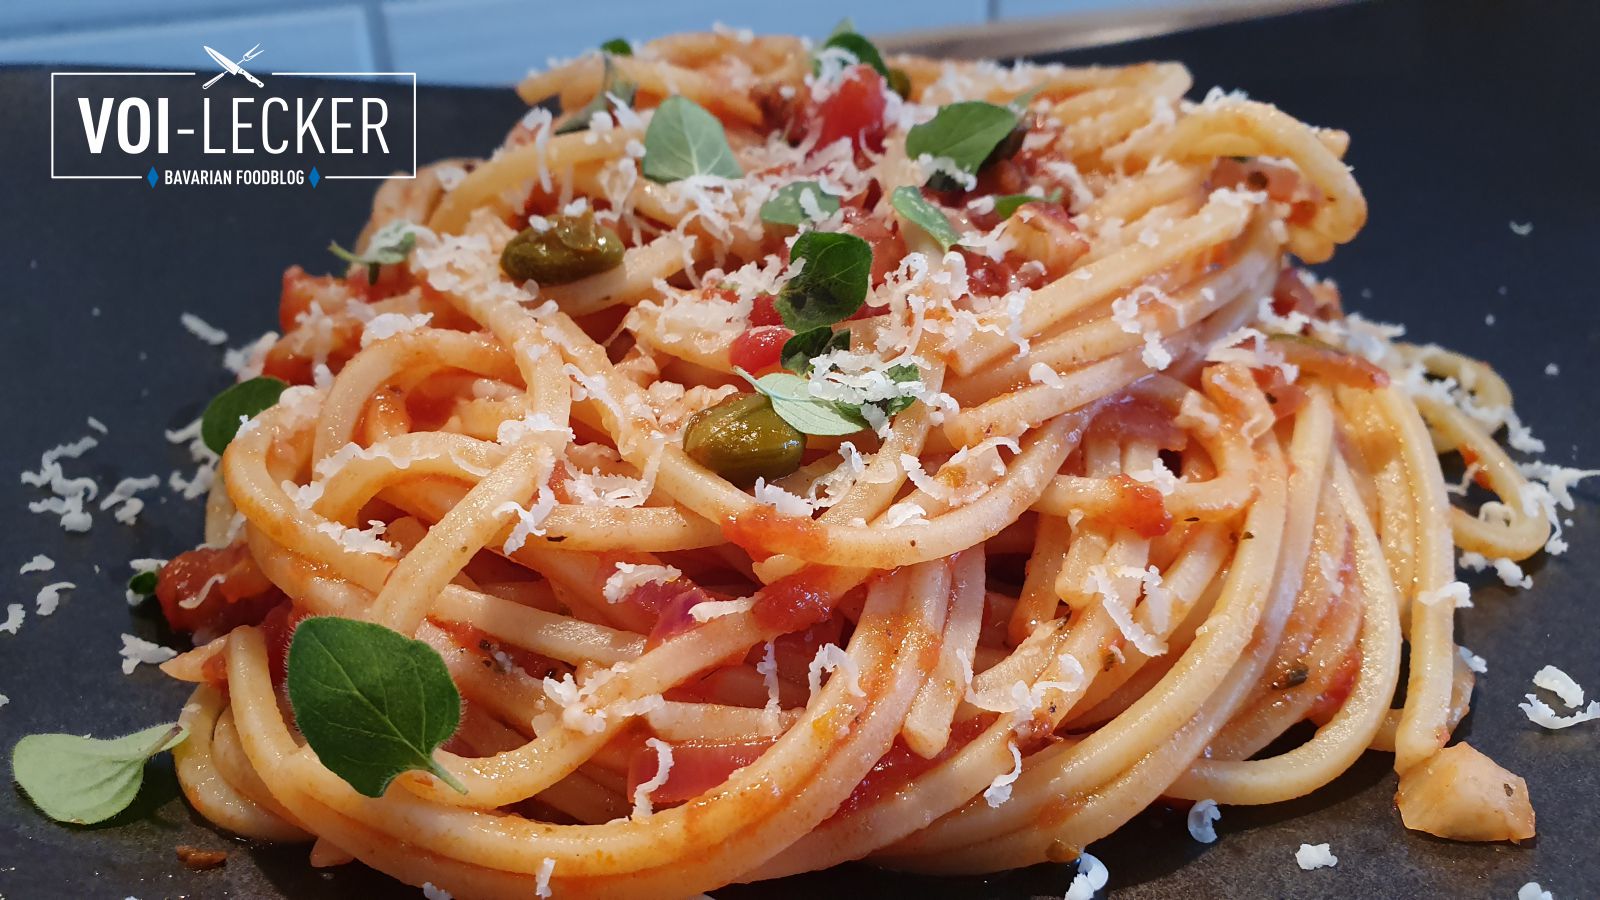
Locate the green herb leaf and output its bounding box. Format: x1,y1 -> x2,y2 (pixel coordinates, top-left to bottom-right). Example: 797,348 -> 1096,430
641,96 -> 743,183
781,327 -> 851,375
599,37 -> 633,56
775,231 -> 872,332
287,617 -> 465,798
737,369 -> 865,437
555,56 -> 638,135
201,376 -> 288,456
127,570 -> 158,596
816,32 -> 889,78
329,219 -> 418,284
992,188 -> 1063,220
904,101 -> 1019,176
13,723 -> 188,824
827,17 -> 857,39
760,181 -> 842,227
879,363 -> 923,416
890,186 -> 961,251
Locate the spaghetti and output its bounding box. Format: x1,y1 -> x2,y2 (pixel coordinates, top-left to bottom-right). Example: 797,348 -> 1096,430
148,27 -> 1569,898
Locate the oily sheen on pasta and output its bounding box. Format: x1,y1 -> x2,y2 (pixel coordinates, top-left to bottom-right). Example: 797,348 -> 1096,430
150,28 -> 1556,899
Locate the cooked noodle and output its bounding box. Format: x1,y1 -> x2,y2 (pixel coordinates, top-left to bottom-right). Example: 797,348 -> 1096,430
150,29 -> 1565,898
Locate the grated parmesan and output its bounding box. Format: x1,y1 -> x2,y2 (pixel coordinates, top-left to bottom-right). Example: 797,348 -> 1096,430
983,740 -> 1022,807
535,857 -> 555,899
1532,665 -> 1585,709
631,737 -> 674,819
1187,798 -> 1221,843
19,554 -> 54,575
0,603 -> 23,635
180,312 -> 229,346
1063,851 -> 1109,900
1295,842 -> 1337,870
35,582 -> 74,616
602,562 -> 682,603
120,634 -> 177,674
807,643 -> 864,699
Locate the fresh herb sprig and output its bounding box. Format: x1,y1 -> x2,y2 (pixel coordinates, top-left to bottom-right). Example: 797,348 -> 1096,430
286,617 -> 466,798
992,188 -> 1063,221
905,101 -> 1021,188
890,187 -> 961,251
13,723 -> 188,824
201,375 -> 288,455
736,368 -> 864,436
760,181 -> 841,227
329,219 -> 418,284
642,96 -> 743,183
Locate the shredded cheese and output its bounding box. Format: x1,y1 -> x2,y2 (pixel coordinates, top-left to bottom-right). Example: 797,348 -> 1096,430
1187,798 -> 1221,843
631,737 -> 674,819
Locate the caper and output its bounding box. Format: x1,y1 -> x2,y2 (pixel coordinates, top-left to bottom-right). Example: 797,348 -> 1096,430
886,67 -> 912,100
500,211 -> 625,284
682,393 -> 805,485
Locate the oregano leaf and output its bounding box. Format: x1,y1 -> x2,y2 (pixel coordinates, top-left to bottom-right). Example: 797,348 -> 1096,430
780,327 -> 850,375
890,186 -> 961,251
904,101 -> 1019,176
642,96 -> 743,183
760,181 -> 841,227
992,188 -> 1063,221
329,219 -> 418,283
286,617 -> 466,799
736,368 -> 865,437
12,723 -> 188,824
201,376 -> 288,456
775,231 -> 872,332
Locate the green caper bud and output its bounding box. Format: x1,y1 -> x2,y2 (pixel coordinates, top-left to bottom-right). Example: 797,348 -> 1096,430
683,393 -> 805,486
500,211 -> 625,284
886,67 -> 912,100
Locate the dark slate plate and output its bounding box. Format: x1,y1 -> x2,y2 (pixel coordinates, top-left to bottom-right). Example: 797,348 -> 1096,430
2,1 -> 1596,897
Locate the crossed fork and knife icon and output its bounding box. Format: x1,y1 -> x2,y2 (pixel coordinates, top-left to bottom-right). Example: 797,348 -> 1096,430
202,43 -> 264,89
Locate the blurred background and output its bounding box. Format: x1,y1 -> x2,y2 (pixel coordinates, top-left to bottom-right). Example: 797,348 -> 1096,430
0,0 -> 1343,86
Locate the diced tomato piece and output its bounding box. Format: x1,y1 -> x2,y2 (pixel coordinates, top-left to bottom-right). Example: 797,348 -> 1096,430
722,507 -> 828,563
644,582 -> 716,649
748,293 -> 783,327
1087,396 -> 1189,452
1090,475 -> 1173,538
1270,267 -> 1320,321
839,208 -> 906,290
1212,157 -> 1304,203
729,325 -> 793,374
626,739 -> 775,807
155,545 -> 281,636
771,614 -> 845,681
804,64 -> 888,155
751,569 -> 834,635
257,602 -> 306,688
1250,364 -> 1310,419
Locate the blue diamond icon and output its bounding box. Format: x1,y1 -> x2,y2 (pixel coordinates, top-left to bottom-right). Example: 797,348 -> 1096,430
146,166 -> 158,187
308,166 -> 321,188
